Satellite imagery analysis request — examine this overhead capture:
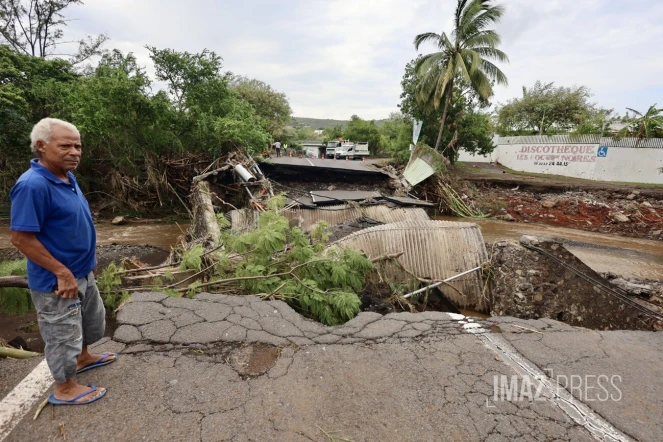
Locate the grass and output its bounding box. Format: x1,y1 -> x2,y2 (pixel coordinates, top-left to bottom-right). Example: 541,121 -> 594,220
453,162 -> 485,174
0,259 -> 33,315
481,200 -> 509,211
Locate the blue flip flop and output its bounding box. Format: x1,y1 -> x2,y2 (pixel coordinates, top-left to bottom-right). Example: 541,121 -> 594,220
76,352 -> 117,374
48,385 -> 107,405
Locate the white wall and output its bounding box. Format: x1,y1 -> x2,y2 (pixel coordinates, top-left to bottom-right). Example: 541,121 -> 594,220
494,143 -> 599,180
594,147 -> 663,183
458,144 -> 663,184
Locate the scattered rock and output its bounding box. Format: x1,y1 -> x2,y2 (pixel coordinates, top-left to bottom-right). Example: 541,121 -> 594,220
642,201 -> 653,208
519,235 -> 540,246
495,214 -> 516,222
626,194 -> 636,200
651,230 -> 662,236
540,200 -> 557,208
111,216 -> 128,225
611,212 -> 630,223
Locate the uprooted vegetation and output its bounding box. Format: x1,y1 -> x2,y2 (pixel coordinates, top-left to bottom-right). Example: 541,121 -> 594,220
101,196 -> 376,326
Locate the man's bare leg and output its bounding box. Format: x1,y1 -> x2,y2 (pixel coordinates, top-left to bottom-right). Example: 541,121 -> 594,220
77,345 -> 115,371
53,379 -> 105,402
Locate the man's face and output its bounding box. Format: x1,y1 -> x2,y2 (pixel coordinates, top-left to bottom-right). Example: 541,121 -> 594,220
37,125 -> 82,173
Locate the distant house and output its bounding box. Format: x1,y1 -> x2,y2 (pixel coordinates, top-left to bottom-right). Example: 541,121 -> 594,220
314,129 -> 324,135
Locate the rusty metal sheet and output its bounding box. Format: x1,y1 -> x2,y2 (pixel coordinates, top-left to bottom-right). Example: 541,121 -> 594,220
230,205 -> 430,234
330,220 -> 490,311
310,190 -> 382,205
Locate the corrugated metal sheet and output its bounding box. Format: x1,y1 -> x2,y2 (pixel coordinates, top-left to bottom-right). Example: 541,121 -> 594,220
403,157 -> 435,186
310,190 -> 381,204
230,205 -> 430,234
330,220 -> 490,311
496,135 -> 663,148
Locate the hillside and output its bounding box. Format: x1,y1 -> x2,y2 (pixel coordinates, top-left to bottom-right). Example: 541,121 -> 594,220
290,117 -> 348,130
291,117 -> 387,129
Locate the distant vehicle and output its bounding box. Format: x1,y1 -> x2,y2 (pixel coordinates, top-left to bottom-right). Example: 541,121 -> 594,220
326,141 -> 342,158
325,140 -> 369,159
335,142 -> 369,160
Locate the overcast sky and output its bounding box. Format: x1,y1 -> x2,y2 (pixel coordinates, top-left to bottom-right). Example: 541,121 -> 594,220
64,0 -> 663,120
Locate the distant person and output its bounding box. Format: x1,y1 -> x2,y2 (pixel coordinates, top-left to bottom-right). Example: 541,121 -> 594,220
274,141 -> 282,157
283,143 -> 288,157
10,118 -> 115,406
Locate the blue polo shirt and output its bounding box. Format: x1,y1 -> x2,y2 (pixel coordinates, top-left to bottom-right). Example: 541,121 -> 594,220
10,159 -> 96,292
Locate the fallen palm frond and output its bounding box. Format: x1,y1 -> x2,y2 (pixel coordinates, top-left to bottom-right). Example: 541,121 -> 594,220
438,182 -> 488,218
0,346 -> 41,359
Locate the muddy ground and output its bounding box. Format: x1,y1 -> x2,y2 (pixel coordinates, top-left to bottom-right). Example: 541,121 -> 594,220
488,238 -> 663,331
0,244 -> 169,352
454,163 -> 663,241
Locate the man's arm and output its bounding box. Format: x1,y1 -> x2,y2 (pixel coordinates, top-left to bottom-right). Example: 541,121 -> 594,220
11,231 -> 78,298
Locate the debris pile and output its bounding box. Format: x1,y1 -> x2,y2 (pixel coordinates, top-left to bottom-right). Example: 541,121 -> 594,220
462,186 -> 663,240
489,236 -> 663,331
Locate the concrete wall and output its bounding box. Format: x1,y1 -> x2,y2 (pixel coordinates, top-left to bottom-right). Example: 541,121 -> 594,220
594,146 -> 663,183
458,143 -> 663,184
495,143 -> 599,180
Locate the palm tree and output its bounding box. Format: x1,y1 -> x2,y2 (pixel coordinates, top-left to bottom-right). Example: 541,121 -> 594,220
620,104 -> 663,142
414,0 -> 508,151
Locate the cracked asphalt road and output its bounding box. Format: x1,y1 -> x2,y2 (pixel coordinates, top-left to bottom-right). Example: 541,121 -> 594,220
2,292 -> 662,441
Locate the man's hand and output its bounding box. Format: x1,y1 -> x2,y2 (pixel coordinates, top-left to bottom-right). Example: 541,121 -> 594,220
55,269 -> 79,298
11,231 -> 78,297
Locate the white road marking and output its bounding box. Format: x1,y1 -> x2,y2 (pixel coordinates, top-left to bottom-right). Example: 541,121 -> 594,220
0,359 -> 53,441
306,158 -> 315,166
455,316 -> 630,442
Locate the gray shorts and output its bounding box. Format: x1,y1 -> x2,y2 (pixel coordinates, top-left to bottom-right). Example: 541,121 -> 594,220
30,272 -> 106,383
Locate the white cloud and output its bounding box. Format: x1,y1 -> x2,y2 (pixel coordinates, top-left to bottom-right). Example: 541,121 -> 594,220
59,0 -> 663,119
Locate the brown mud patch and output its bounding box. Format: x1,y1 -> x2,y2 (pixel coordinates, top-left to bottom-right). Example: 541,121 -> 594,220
0,244 -> 167,351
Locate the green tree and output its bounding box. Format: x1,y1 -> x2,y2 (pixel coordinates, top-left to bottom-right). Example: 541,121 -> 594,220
573,107 -> 617,135
343,115 -> 384,154
293,126 -> 322,141
147,46 -> 269,154
496,81 -> 596,135
413,0 -> 508,151
229,75 -> 292,138
399,57 -> 494,165
147,46 -> 222,112
323,124 -> 344,141
618,104 -> 663,141
0,44 -> 78,195
379,112 -> 411,153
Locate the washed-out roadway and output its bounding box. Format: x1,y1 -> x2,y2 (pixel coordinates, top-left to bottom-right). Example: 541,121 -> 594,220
2,292 -> 662,441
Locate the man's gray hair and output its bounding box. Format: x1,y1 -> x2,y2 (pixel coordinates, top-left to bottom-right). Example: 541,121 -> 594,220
30,118 -> 80,154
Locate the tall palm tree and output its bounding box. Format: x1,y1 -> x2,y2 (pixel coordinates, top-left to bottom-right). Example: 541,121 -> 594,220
414,0 -> 508,151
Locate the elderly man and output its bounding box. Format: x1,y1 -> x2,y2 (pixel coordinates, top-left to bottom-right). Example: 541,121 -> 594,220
10,118 -> 115,405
